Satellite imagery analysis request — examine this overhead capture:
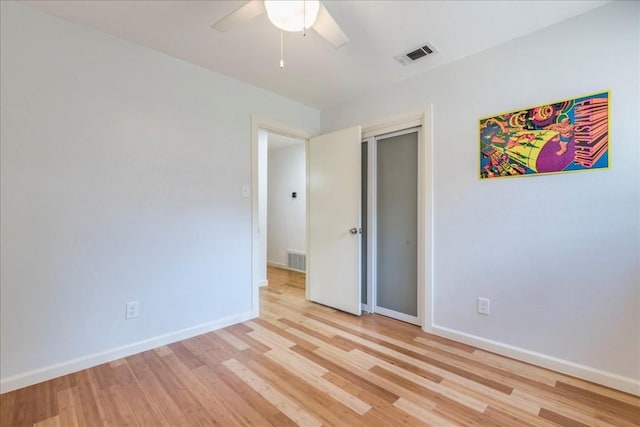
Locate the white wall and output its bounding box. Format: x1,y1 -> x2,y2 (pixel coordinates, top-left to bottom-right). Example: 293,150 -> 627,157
322,1 -> 640,393
267,142 -> 306,267
0,1 -> 319,392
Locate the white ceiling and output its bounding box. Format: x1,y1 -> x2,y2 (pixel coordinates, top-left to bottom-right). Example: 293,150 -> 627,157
25,0 -> 608,110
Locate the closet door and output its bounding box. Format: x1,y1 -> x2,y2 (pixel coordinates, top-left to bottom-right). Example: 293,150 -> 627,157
375,130 -> 419,324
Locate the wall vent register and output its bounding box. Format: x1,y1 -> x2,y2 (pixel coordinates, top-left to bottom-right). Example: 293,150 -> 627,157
287,250 -> 306,272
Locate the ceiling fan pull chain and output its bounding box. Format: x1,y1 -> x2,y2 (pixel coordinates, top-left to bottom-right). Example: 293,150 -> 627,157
280,30 -> 284,69
303,0 -> 306,37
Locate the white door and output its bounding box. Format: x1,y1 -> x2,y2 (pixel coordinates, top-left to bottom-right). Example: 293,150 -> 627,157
308,126 -> 362,315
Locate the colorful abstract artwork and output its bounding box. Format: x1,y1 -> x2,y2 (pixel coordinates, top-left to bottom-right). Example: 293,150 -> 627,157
479,91 -> 609,179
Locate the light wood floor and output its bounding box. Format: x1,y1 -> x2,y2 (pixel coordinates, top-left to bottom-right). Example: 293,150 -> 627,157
1,267 -> 639,426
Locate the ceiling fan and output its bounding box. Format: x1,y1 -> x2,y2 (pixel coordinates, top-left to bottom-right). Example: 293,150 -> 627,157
212,0 -> 349,49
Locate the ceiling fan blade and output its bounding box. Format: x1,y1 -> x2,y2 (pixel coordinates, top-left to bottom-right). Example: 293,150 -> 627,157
313,3 -> 349,48
212,0 -> 265,32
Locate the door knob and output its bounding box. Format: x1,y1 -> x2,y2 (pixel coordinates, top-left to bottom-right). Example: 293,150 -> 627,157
349,228 -> 361,235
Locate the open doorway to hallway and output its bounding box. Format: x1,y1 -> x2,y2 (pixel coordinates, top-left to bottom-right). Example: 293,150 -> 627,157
257,130 -> 307,303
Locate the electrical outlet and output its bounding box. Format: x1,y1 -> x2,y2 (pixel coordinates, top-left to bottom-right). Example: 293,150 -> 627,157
125,301 -> 140,320
477,297 -> 490,315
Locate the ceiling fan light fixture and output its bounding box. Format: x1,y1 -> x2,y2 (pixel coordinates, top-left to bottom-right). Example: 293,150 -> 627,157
264,0 -> 320,32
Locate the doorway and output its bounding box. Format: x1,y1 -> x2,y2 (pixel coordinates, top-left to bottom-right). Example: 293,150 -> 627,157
265,132 -> 307,277
256,129 -> 307,306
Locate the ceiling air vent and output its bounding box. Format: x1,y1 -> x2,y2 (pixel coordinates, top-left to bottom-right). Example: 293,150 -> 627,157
394,42 -> 439,66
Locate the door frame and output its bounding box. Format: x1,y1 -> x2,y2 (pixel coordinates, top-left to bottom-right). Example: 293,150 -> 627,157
250,116 -> 310,318
361,106 -> 434,333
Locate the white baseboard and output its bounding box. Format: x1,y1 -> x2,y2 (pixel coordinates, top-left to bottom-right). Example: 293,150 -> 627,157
267,261 -> 305,274
259,280 -> 269,287
431,324 -> 640,396
267,261 -> 287,269
0,311 -> 255,394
